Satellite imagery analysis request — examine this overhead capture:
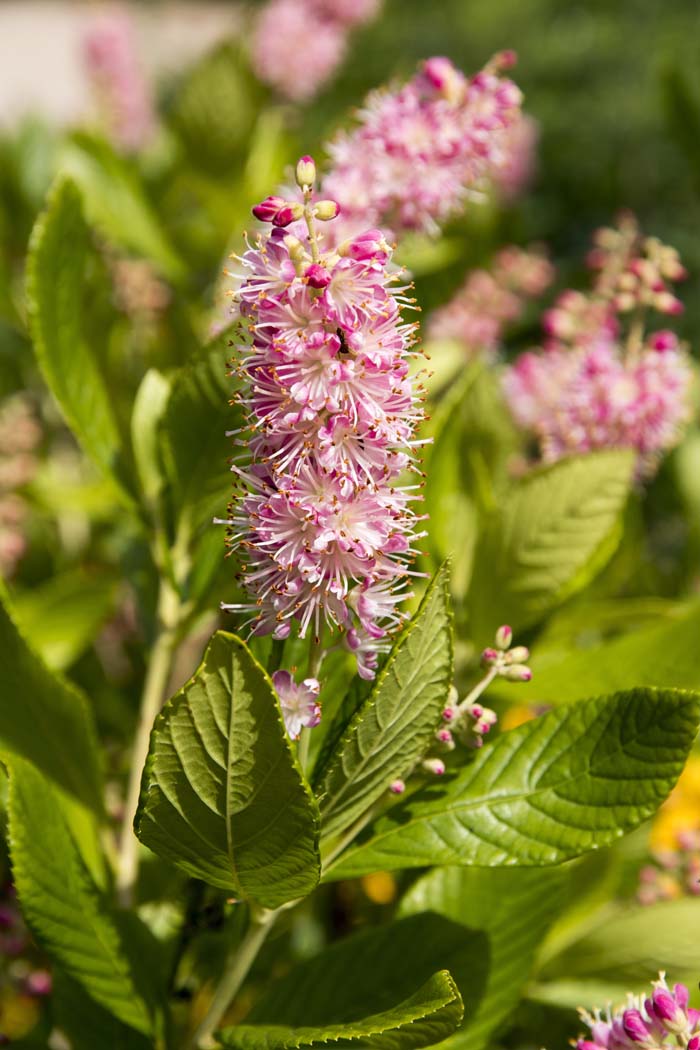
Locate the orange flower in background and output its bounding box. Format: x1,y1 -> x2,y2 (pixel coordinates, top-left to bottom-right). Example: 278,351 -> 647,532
650,754 -> 700,851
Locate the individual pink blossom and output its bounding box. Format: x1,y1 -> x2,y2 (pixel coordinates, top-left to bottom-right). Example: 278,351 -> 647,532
427,245 -> 554,357
271,670 -> 321,739
574,974 -> 700,1050
503,216 -> 693,476
251,0 -> 381,103
221,161 -> 425,679
83,7 -> 155,153
320,53 -> 523,241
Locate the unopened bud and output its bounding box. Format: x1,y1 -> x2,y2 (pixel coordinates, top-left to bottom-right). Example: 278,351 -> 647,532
389,778 -> 406,795
436,728 -> 455,751
313,199 -> 340,221
305,263 -> 331,289
655,291 -> 684,315
500,663 -> 532,682
481,647 -> 499,667
283,234 -> 307,265
252,195 -> 289,223
442,705 -> 457,722
295,154 -> 316,190
422,758 -> 445,776
272,202 -> 304,228
495,625 -> 512,649
506,646 -> 530,664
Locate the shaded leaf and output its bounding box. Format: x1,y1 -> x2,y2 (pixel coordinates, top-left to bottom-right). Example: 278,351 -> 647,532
136,632 -> 321,908
219,971 -> 462,1050
0,580 -> 102,814
26,177 -> 134,500
400,867 -> 567,1050
468,451 -> 634,642
6,759 -> 162,1038
326,689 -> 699,878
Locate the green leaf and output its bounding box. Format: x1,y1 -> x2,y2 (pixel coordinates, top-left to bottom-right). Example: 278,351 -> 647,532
239,913 -> 473,1046
219,972 -> 462,1050
499,601 -> 700,705
135,632 -> 321,908
326,688 -> 699,879
60,133 -> 184,280
131,368 -> 172,511
26,176 -> 133,501
11,568 -> 118,671
468,451 -> 634,642
318,565 -> 454,842
6,758 -> 162,1038
540,896 -> 700,986
52,970 -> 154,1050
0,580 -> 102,814
399,867 -> 567,1050
159,324 -> 241,550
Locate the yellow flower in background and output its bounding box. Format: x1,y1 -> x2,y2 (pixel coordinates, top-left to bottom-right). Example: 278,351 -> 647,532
0,987 -> 40,1039
650,754 -> 700,851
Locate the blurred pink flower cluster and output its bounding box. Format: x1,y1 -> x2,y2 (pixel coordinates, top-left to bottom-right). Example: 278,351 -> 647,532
637,829 -> 700,905
427,245 -> 554,356
321,54 -> 523,241
0,397 -> 41,578
503,215 -> 694,476
251,0 -> 381,103
222,159 -> 425,681
83,7 -> 155,152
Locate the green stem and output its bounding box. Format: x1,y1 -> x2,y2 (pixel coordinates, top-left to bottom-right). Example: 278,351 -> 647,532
458,665 -> 498,713
297,636 -> 324,773
189,909 -> 277,1049
116,579 -> 181,907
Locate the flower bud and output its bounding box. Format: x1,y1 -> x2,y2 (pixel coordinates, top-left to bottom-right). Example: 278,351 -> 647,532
272,202 -> 304,228
506,645 -> 530,663
494,625 -> 512,649
481,647 -> 499,667
436,728 -> 455,750
313,199 -> 341,221
622,1010 -> 654,1045
252,195 -> 289,223
338,229 -> 390,262
422,758 -> 445,776
649,329 -> 678,352
389,778 -> 406,795
442,705 -> 457,722
295,154 -> 316,189
501,663 -> 532,682
305,263 -> 331,289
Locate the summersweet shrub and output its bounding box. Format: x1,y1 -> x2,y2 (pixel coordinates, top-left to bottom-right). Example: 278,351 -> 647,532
1,41 -> 699,1050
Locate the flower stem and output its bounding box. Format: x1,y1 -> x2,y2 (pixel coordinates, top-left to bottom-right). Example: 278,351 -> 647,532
189,908 -> 277,1049
458,664 -> 498,712
116,579 -> 181,906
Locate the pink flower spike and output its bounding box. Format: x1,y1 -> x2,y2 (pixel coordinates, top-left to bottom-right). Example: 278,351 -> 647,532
271,670 -> 321,739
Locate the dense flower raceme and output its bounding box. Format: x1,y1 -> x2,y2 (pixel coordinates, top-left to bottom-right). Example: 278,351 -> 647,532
575,974 -> 700,1050
318,53 -> 524,242
251,0 -> 381,103
221,157 -> 427,703
503,215 -> 694,476
427,245 -> 554,357
83,6 -> 155,152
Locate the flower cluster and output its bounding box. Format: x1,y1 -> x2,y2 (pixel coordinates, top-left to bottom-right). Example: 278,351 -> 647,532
251,0 -> 381,103
427,245 -> 553,357
575,974 -> 700,1050
83,7 -> 155,153
637,829 -> 700,905
491,112 -> 539,201
0,396 -> 41,578
503,215 -> 693,476
222,157 -> 426,682
320,53 -> 523,241
0,882 -> 52,1044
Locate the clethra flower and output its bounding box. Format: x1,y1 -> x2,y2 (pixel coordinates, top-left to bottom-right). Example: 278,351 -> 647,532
574,973 -> 700,1050
503,215 -> 693,477
271,670 -> 321,739
83,7 -> 155,153
251,0 -> 381,103
221,160 -> 426,681
637,828 -> 700,905
320,53 -> 523,242
427,245 -> 554,357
